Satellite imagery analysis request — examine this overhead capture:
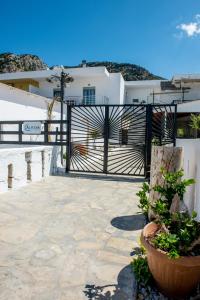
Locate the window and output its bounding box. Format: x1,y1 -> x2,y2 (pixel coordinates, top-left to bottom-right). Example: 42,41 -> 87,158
53,89 -> 61,100
83,87 -> 95,105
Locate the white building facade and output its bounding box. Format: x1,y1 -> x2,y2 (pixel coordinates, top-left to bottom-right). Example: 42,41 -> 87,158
1,66 -> 200,107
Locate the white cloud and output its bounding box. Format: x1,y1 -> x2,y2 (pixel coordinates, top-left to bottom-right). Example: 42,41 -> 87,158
177,14 -> 200,37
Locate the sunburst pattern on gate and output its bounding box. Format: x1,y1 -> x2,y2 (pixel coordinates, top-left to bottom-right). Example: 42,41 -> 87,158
152,105 -> 176,146
107,105 -> 146,175
70,106 -> 105,172
70,105 -> 147,175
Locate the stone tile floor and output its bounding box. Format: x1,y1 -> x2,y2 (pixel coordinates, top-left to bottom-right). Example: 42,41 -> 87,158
0,175 -> 145,300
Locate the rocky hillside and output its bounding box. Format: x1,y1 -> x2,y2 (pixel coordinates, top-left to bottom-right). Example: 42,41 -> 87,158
0,53 -> 48,73
0,53 -> 162,80
65,61 -> 163,81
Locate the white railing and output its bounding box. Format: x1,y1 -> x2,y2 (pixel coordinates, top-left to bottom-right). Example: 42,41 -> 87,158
64,95 -> 109,105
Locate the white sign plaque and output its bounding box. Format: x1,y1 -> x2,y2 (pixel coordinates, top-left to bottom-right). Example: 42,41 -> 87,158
23,122 -> 42,134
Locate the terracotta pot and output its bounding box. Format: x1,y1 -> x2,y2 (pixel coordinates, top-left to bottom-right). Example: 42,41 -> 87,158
141,222 -> 200,299
74,144 -> 88,156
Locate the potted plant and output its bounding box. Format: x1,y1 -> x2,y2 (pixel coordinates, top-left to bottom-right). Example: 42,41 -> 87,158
139,168 -> 200,299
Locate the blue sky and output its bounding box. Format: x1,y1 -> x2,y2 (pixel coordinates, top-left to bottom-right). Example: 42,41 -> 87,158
0,0 -> 200,79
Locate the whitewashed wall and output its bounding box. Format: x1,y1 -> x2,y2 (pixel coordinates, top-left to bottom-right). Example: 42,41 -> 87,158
38,73 -> 124,105
0,83 -> 63,142
125,81 -> 200,105
176,139 -> 200,219
0,83 -> 60,121
0,145 -> 61,193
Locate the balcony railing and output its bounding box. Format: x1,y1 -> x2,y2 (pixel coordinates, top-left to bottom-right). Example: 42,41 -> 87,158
63,95 -> 109,105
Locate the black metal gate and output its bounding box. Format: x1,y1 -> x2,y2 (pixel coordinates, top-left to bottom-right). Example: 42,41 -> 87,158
66,104 -> 177,177
0,104 -> 176,177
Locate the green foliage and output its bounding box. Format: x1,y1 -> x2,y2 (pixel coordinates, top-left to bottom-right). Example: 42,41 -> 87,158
190,114 -> 200,130
136,182 -> 150,216
152,210 -> 200,258
151,137 -> 160,146
169,211 -> 200,253
152,232 -> 180,258
136,168 -> 199,258
131,255 -> 152,286
154,168 -> 195,202
63,152 -> 68,160
89,129 -> 101,140
152,199 -> 170,224
177,128 -> 185,137
149,168 -> 200,258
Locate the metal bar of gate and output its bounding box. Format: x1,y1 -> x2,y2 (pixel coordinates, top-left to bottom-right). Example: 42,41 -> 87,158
173,105 -> 177,146
103,105 -> 109,174
66,105 -> 72,173
18,121 -> 23,143
145,105 -> 153,179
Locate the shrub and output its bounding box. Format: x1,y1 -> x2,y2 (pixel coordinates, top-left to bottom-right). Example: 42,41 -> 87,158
136,182 -> 150,216
131,254 -> 152,286
137,168 -> 200,259
151,169 -> 199,258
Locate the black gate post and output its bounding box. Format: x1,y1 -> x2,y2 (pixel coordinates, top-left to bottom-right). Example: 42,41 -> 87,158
173,104 -> 177,146
66,105 -> 71,173
145,104 -> 153,179
103,105 -> 109,174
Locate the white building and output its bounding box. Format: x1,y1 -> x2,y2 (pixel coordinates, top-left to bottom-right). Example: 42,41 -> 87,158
0,65 -> 200,106
0,82 -> 60,121
0,67 -> 124,105
1,62 -> 200,107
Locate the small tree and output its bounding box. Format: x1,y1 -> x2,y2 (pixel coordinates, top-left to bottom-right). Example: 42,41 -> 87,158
89,129 -> 101,149
190,114 -> 200,138
47,97 -> 58,142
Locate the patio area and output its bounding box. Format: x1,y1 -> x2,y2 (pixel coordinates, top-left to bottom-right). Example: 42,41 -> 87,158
0,174 -> 144,300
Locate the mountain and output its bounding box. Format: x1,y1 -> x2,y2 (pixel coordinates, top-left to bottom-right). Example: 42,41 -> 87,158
0,53 -> 163,81
0,53 -> 48,73
64,61 -> 164,81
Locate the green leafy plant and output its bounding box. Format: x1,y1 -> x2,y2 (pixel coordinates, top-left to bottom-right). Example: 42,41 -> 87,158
151,136 -> 160,145
152,198 -> 170,224
137,168 -> 200,259
152,232 -> 180,258
131,253 -> 152,286
150,169 -> 200,258
63,152 -> 68,160
136,182 -> 150,216
177,128 -> 185,138
190,114 -> 200,131
89,129 -> 101,149
154,168 -> 195,202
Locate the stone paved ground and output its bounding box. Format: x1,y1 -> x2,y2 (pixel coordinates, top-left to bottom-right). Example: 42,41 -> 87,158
0,175 -> 145,300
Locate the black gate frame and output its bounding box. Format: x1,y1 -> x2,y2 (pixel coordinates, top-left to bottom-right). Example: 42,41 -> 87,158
0,104 -> 177,178
66,104 -> 177,177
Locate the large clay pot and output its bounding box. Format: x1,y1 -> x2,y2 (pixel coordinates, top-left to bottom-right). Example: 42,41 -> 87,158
74,144 -> 88,156
141,222 -> 200,299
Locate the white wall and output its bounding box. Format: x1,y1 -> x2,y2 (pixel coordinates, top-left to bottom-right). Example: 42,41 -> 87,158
0,83 -> 62,143
176,139 -> 200,219
125,81 -> 161,104
125,81 -> 200,105
38,73 -> 124,105
125,85 -> 182,105
177,99 -> 200,113
0,145 -> 61,193
0,83 -> 60,121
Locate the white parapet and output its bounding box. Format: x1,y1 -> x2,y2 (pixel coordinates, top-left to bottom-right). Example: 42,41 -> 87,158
0,145 -> 61,193
176,139 -> 200,219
